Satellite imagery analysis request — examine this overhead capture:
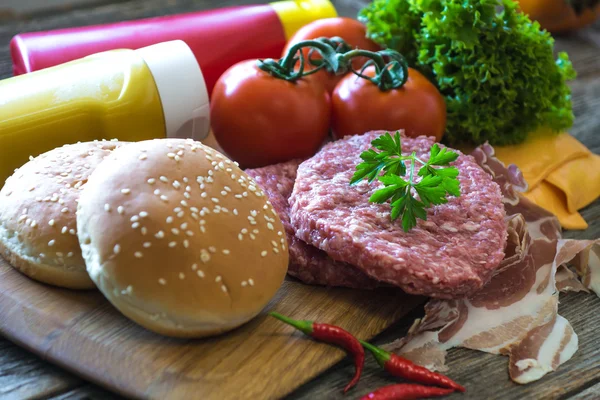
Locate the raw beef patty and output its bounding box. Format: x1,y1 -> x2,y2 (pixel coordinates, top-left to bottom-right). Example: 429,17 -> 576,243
246,161 -> 380,289
289,131 -> 507,298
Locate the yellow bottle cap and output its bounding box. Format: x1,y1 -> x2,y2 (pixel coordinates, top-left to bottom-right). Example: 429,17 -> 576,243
270,0 -> 338,40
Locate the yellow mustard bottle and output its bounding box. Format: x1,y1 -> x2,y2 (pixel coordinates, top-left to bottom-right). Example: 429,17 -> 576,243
0,40 -> 210,185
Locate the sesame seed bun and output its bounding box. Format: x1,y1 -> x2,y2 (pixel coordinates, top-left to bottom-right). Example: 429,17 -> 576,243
0,141 -> 125,289
76,139 -> 289,338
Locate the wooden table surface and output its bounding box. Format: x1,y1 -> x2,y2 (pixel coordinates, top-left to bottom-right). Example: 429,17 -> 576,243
0,1 -> 599,399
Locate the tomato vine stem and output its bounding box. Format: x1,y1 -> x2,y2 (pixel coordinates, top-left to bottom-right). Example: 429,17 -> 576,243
257,37 -> 410,91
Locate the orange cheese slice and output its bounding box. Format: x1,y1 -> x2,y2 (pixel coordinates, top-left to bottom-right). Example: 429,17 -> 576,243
523,181 -> 588,230
545,154 -> 600,213
493,130 -> 590,189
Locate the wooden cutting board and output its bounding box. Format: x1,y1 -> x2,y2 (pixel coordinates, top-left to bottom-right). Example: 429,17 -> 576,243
0,255 -> 422,400
0,132 -> 423,398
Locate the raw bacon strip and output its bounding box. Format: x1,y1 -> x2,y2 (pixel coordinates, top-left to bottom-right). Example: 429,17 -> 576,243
384,143 -> 597,384
246,161 -> 381,289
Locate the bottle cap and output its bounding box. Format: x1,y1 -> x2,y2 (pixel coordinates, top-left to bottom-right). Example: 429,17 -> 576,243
270,0 -> 338,40
135,41 -> 210,141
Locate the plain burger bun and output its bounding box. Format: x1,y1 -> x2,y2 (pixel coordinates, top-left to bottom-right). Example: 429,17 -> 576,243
0,141 -> 125,289
76,139 -> 289,338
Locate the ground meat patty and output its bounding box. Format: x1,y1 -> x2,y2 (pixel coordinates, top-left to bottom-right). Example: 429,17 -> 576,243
246,161 -> 380,289
289,131 -> 507,298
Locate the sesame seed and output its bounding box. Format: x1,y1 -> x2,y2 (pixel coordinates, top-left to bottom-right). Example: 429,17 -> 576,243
139,154 -> 147,160
160,195 -> 168,202
224,186 -> 231,192
220,191 -> 227,196
141,227 -> 148,235
186,230 -> 194,237
30,220 -> 37,228
235,194 -> 242,199
167,152 -> 176,158
186,186 -> 192,192
183,192 -> 191,199
201,192 -> 208,198
121,188 -> 131,195
67,252 -> 74,258
177,211 -> 185,218
207,177 -> 214,183
118,206 -> 124,214
160,176 -> 168,183
134,252 -> 143,258
267,223 -> 274,230
154,189 -> 161,195
222,249 -> 230,255
183,239 -> 189,248
132,222 -> 140,229
273,248 -> 280,254
271,240 -> 278,247
173,181 -> 181,189
130,216 -> 140,222
241,281 -> 248,287
197,270 -> 205,278
200,250 -> 210,263
61,207 -> 69,213
104,204 -> 111,212
48,240 -> 56,247
221,285 -> 228,293
248,279 -> 254,286
238,234 -> 243,241
261,251 -> 267,257
169,241 -> 177,248
243,192 -> 248,197
61,226 -> 68,234
215,275 -> 222,282
56,252 -> 64,257
158,278 -> 167,285
233,209 -> 239,215
190,206 -> 199,213
147,178 -> 156,184
166,216 -> 174,224
69,229 -> 76,235
191,213 -> 199,220
155,231 -> 165,238
18,215 -> 27,222
181,200 -> 188,207
180,222 -> 188,229
179,273 -> 185,280
139,211 -> 148,218
171,228 -> 180,235
200,226 -> 206,233
143,242 -> 152,248
191,263 -> 198,270
250,234 -> 256,240
250,210 -> 257,217
208,246 -> 216,253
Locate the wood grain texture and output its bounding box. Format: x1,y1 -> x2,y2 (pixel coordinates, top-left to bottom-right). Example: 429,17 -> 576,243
0,257 -> 421,400
0,1 -> 598,400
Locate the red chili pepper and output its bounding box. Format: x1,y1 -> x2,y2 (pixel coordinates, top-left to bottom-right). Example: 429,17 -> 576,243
360,340 -> 465,393
360,383 -> 455,400
269,312 -> 364,393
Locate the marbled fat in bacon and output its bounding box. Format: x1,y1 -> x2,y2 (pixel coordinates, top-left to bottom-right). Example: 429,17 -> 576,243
384,143 -> 599,384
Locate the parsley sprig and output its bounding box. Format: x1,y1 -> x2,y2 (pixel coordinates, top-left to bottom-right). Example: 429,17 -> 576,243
350,132 -> 461,232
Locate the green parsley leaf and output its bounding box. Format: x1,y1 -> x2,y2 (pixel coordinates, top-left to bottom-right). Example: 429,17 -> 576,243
351,132 -> 462,232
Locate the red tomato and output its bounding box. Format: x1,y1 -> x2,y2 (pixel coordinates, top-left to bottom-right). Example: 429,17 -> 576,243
282,18 -> 381,93
331,66 -> 446,141
210,60 -> 331,168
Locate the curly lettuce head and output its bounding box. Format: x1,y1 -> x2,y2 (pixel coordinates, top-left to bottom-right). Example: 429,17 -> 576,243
360,0 -> 576,146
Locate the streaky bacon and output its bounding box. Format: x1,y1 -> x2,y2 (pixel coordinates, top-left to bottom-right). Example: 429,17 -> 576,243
384,142 -> 598,384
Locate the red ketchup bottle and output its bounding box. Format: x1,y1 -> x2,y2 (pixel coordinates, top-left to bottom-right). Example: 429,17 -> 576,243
9,0 -> 336,95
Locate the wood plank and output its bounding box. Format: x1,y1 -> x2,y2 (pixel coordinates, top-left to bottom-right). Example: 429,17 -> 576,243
0,257 -> 422,400
0,341 -> 80,400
